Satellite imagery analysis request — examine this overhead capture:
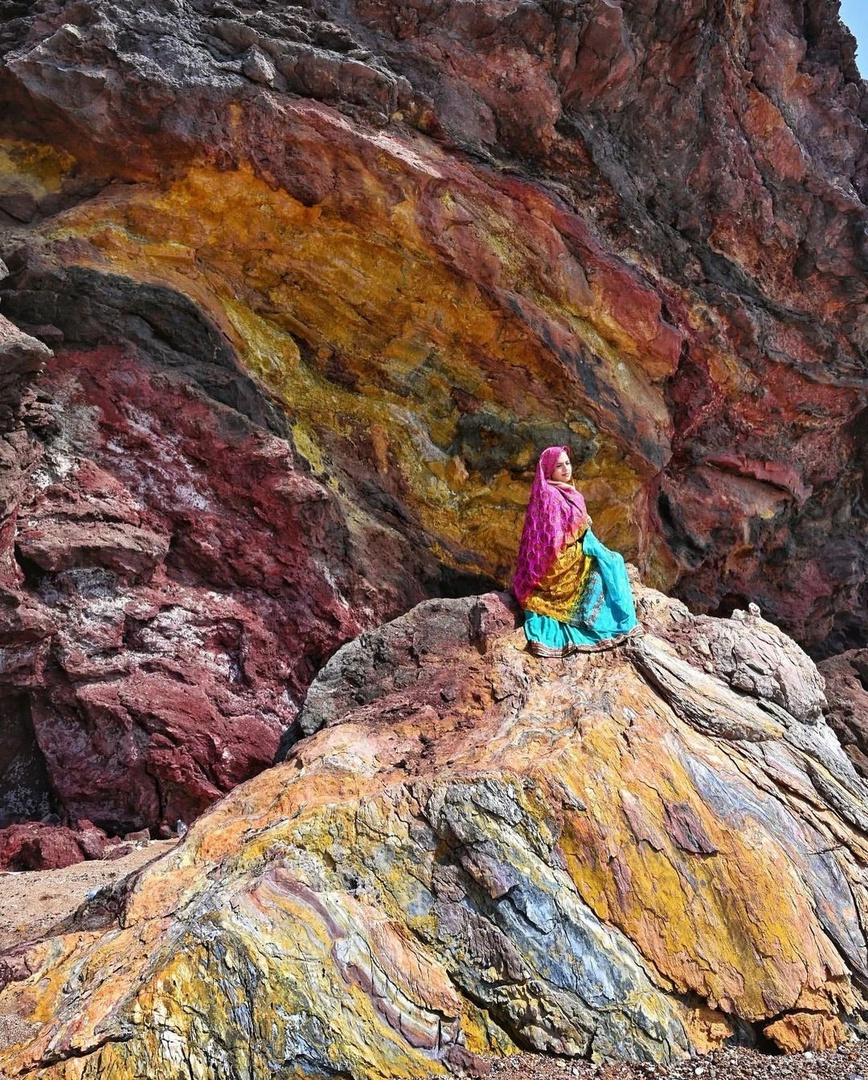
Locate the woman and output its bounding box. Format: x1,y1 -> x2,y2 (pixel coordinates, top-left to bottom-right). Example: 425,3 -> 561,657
513,446 -> 642,657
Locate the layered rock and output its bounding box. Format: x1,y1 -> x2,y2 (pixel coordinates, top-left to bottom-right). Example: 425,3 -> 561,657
0,266 -> 457,838
820,648 -> 868,777
0,0 -> 866,843
0,312 -> 53,829
0,0 -> 865,666
2,585 -> 868,1076
0,300 -> 447,836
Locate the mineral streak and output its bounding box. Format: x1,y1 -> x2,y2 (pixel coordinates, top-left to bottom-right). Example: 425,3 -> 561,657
1,585 -> 867,1076
0,0 -> 866,661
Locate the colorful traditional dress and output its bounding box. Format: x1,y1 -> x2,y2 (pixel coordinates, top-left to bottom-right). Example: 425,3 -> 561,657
513,446 -> 642,657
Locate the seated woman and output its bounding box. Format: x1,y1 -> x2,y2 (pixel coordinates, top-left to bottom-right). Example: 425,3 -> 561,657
513,446 -> 642,657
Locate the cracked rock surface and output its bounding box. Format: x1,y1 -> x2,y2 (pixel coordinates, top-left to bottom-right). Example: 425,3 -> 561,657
0,0 -> 866,660
2,585 -> 868,1076
0,0 -> 866,851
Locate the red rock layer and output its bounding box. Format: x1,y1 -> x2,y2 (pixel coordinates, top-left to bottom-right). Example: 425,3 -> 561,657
0,305 -> 436,839
0,0 -> 864,648
819,648 -> 868,776
0,0 -> 866,841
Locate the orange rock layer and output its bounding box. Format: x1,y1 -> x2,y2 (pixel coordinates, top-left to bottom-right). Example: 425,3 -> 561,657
1,585 -> 866,1076
0,0 -> 866,653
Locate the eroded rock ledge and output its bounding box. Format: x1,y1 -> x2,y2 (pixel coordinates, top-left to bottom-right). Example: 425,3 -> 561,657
2,582 -> 868,1077
0,0 -> 866,852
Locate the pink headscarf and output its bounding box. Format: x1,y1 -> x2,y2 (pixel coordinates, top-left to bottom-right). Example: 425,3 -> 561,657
513,446 -> 587,604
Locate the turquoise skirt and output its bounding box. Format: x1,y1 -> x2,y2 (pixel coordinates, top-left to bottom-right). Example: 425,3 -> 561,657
523,528 -> 641,657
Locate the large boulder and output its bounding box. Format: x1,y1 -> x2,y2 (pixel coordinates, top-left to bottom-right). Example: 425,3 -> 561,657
2,584 -> 868,1077
0,819 -> 116,871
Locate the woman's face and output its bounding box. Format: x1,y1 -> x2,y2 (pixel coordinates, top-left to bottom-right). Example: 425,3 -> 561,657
550,451 -> 572,483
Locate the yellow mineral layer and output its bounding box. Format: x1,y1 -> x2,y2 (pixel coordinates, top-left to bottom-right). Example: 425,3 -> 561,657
1,587 -> 865,1077
0,122 -> 691,583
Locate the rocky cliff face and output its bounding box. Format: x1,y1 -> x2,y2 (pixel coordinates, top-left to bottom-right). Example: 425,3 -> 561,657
2,586 -> 868,1077
0,304 -> 437,840
0,1 -> 866,833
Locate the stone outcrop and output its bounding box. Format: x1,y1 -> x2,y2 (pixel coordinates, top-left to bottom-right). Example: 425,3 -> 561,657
1,0 -> 866,1061
0,0 -> 866,854
820,648 -> 868,777
0,309 -> 444,836
0,0 -> 865,667
2,585 -> 868,1076
0,818 -> 122,871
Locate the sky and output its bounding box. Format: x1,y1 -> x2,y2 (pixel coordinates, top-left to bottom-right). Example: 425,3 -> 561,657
839,0 -> 868,76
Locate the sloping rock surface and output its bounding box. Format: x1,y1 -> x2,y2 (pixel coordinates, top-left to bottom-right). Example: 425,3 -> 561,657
2,585 -> 868,1077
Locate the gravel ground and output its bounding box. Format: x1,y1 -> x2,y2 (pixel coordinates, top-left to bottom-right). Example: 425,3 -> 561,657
1,848 -> 867,1079
480,1044 -> 868,1080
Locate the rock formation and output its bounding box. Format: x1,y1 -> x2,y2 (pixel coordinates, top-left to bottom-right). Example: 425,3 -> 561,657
1,0 -> 867,646
2,584 -> 868,1076
0,292 -> 438,842
1,0 -> 867,1066
0,817 -> 119,870
0,0 -> 866,846
820,648 -> 868,778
